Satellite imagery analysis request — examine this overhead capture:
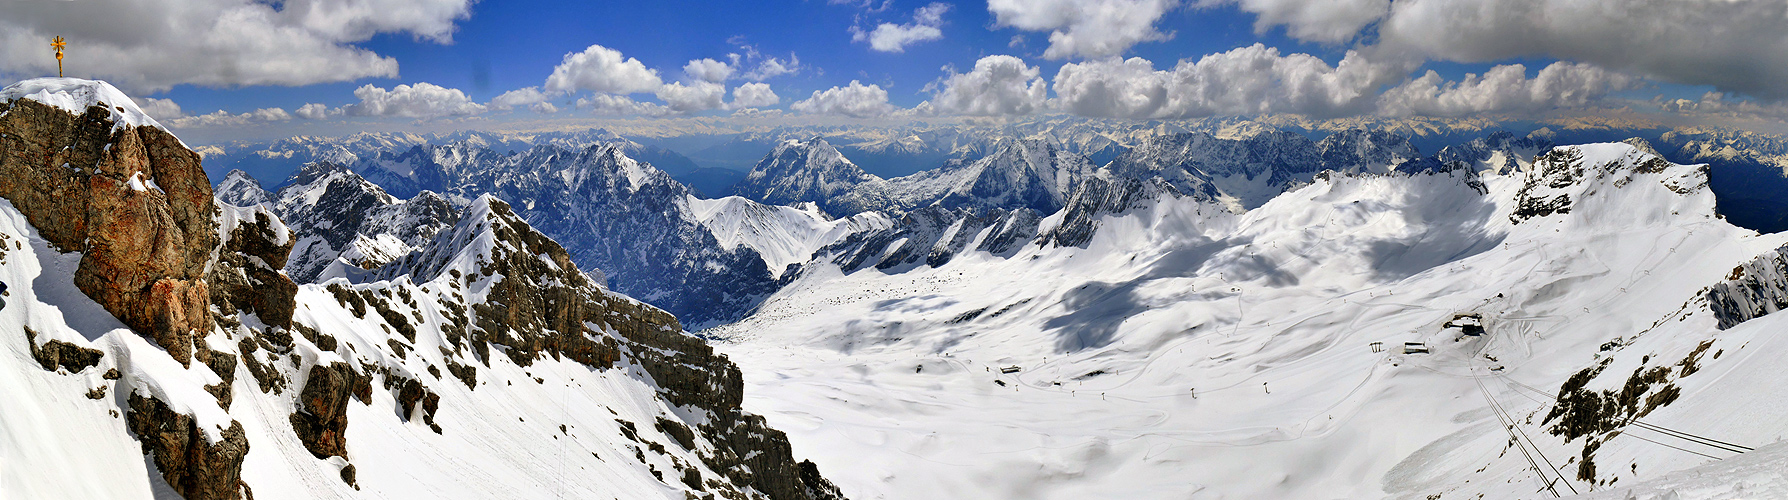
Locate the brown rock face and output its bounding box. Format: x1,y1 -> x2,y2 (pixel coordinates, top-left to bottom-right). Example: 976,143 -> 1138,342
290,362 -> 363,459
0,98 -> 218,365
127,394 -> 252,500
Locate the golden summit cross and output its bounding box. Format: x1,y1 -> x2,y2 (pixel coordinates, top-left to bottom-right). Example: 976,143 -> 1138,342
51,36 -> 66,77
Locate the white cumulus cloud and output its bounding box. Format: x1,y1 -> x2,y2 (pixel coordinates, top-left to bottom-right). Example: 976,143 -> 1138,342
1051,44 -> 1401,119
131,97 -> 185,121
1376,62 -> 1637,117
731,83 -> 780,109
928,55 -> 1047,116
684,58 -> 736,83
852,3 -> 950,53
295,103 -> 340,120
988,0 -> 1180,59
1213,0 -> 1788,100
656,81 -> 728,113
490,87 -> 552,111
544,44 -> 664,94
0,0 -> 471,92
791,80 -> 898,118
576,94 -> 672,117
344,82 -> 486,118
166,107 -> 293,128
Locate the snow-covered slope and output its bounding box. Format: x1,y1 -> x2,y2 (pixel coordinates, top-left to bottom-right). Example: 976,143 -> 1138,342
732,138 -> 884,214
710,142 -> 1788,500
686,197 -> 893,279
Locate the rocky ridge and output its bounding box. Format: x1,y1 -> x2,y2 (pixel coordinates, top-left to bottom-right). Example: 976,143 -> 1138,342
1,79 -> 844,500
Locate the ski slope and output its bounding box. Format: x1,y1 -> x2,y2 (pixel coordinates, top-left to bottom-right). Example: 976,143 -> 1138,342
711,143 -> 1788,499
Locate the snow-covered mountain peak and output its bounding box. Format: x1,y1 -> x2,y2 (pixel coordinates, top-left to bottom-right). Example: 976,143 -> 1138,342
1437,130 -> 1553,174
1509,142 -> 1713,227
216,169 -> 272,208
0,78 -> 164,133
1315,128 -> 1421,174
280,161 -> 397,208
373,194 -> 566,285
735,136 -> 882,212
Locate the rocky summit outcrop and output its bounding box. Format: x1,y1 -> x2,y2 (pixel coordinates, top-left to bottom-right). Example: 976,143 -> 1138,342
0,80 -> 216,365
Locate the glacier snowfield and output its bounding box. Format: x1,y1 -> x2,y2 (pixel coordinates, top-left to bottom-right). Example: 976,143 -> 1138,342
710,144 -> 1788,500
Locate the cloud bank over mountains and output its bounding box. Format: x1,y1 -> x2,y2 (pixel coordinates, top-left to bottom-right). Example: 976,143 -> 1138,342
30,0 -> 1785,131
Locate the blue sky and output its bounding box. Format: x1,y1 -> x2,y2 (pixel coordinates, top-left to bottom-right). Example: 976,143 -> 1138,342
158,0 -> 1336,112
3,0 -> 1784,141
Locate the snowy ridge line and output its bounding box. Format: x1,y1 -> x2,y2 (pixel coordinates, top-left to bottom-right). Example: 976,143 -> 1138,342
0,78 -> 166,133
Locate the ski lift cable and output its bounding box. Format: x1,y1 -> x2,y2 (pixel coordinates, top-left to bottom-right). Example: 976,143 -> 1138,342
1473,369 -> 1564,497
1495,374 -> 1752,454
1475,368 -> 1578,495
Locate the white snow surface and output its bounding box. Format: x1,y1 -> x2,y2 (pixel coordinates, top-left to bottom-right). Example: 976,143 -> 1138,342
0,78 -> 165,133
688,195 -> 894,278
711,143 -> 1788,500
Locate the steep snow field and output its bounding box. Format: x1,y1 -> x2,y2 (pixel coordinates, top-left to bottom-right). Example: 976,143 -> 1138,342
711,144 -> 1788,499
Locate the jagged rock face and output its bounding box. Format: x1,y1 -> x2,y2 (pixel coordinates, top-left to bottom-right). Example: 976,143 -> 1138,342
1436,131 -> 1553,174
1038,175 -> 1182,248
1105,131 -> 1312,210
209,203 -> 299,327
1708,245 -> 1788,330
369,196 -> 844,499
814,206 -> 1037,273
1315,129 -> 1420,174
0,95 -> 216,366
290,362 -> 369,459
353,142 -> 778,327
932,140 -> 1089,214
841,139 -> 1095,216
127,394 -> 252,500
734,137 -> 883,214
354,142 -> 507,200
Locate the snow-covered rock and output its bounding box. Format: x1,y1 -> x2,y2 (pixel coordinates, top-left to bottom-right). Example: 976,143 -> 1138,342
0,78 -> 165,133
733,137 -> 883,214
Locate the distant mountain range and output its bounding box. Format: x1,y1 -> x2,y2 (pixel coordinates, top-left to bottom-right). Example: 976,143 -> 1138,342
206,118 -> 1788,331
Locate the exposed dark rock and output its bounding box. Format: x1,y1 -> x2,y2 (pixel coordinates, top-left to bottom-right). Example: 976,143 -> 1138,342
207,205 -> 298,328
127,393 -> 251,500
290,363 -> 360,459
375,196 -> 845,499
1708,244 -> 1788,329
340,464 -> 359,489
23,326 -> 103,373
194,345 -> 238,408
